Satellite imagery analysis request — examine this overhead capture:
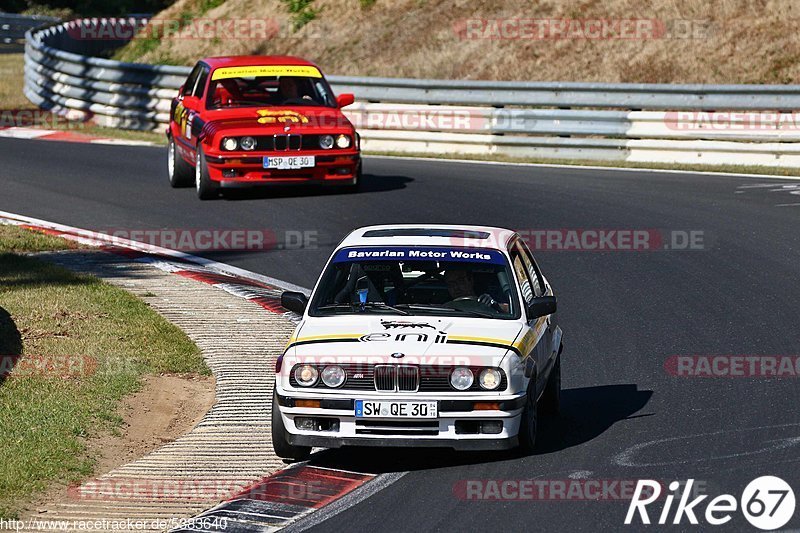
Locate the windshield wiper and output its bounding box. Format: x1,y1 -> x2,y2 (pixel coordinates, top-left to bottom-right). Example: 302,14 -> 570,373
316,302 -> 410,315
396,304 -> 496,318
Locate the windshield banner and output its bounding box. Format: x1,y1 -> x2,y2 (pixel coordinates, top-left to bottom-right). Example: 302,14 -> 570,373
332,247 -> 506,265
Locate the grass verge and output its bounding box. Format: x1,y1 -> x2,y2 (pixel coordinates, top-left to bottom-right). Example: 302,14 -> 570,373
366,151 -> 800,178
0,53 -> 33,110
0,225 -> 208,518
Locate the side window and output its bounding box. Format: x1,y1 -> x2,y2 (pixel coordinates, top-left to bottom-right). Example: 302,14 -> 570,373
192,66 -> 210,99
183,64 -> 202,96
515,241 -> 545,297
509,247 -> 534,308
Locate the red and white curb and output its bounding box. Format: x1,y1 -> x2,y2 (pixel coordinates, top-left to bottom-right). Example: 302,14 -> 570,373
171,465 -> 375,532
0,211 -> 397,531
0,127 -> 157,146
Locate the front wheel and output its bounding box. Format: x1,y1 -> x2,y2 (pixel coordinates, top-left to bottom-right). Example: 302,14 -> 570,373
271,389 -> 312,461
517,382 -> 538,454
195,147 -> 218,200
168,138 -> 193,188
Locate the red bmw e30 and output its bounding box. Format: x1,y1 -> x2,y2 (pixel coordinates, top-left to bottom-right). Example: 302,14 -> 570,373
167,56 -> 360,199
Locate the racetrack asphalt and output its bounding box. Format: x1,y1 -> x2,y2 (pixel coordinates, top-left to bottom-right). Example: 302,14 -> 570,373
2,137 -> 799,531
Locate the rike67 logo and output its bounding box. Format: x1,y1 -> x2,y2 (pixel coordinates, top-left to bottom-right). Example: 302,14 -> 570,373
625,477 -> 795,530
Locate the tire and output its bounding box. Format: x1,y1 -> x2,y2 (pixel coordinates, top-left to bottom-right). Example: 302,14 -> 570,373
517,381 -> 538,454
540,353 -> 561,416
271,388 -> 312,461
168,138 -> 193,188
195,147 -> 218,200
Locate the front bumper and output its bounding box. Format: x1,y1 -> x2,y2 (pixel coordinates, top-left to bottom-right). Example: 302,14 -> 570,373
205,152 -> 360,186
276,391 -> 525,451
288,433 -> 518,451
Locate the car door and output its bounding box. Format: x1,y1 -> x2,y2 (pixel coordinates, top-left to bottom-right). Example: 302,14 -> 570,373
507,240 -> 550,396
508,243 -> 545,391
172,63 -> 209,159
516,239 -> 560,386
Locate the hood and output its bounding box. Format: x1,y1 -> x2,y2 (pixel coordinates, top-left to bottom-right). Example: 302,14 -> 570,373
201,106 -> 352,136
286,316 -> 524,366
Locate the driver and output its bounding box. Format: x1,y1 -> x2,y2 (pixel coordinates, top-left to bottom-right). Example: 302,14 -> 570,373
277,77 -> 313,103
278,77 -> 299,101
443,269 -> 508,312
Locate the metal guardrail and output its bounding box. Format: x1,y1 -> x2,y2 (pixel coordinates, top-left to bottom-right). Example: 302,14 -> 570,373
1,13 -> 57,45
22,17 -> 800,167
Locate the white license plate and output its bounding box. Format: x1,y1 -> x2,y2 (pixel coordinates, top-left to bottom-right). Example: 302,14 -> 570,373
263,155 -> 315,170
355,400 -> 438,419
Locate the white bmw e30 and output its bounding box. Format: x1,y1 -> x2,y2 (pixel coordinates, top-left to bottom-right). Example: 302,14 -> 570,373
272,225 -> 563,459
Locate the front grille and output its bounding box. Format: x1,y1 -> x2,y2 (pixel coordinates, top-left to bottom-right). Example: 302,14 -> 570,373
254,134 -> 302,151
252,134 -> 349,152
374,365 -> 395,391
373,365 -> 419,392
397,365 -> 419,392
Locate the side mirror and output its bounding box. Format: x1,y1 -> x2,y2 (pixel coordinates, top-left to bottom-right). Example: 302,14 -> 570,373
281,291 -> 309,314
527,295 -> 557,319
336,93 -> 355,108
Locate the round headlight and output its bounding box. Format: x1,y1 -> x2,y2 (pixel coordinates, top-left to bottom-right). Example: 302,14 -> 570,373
319,134 -> 334,149
335,134 -> 351,148
450,367 -> 474,391
222,137 -> 238,151
240,136 -> 256,151
321,365 -> 346,388
479,368 -> 502,390
294,365 -> 318,387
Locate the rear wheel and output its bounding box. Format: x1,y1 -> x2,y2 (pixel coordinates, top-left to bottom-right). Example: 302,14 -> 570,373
168,138 -> 193,188
540,354 -> 561,416
195,147 -> 218,200
518,381 -> 538,454
271,388 -> 312,461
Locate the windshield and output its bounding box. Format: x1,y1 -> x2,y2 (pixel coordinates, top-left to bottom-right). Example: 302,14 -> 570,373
207,66 -> 336,109
309,246 -> 520,319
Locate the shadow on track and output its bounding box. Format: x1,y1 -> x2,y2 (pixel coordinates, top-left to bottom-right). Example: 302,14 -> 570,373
307,383 -> 653,474
218,173 -> 413,201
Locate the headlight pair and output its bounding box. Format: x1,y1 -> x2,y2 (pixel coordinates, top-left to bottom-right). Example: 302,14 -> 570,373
450,367 -> 502,391
294,364 -> 345,388
319,134 -> 351,149
221,136 -> 256,151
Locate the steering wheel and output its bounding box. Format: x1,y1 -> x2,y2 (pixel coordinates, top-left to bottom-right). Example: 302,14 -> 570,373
448,296 -> 480,304
281,97 -> 313,106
